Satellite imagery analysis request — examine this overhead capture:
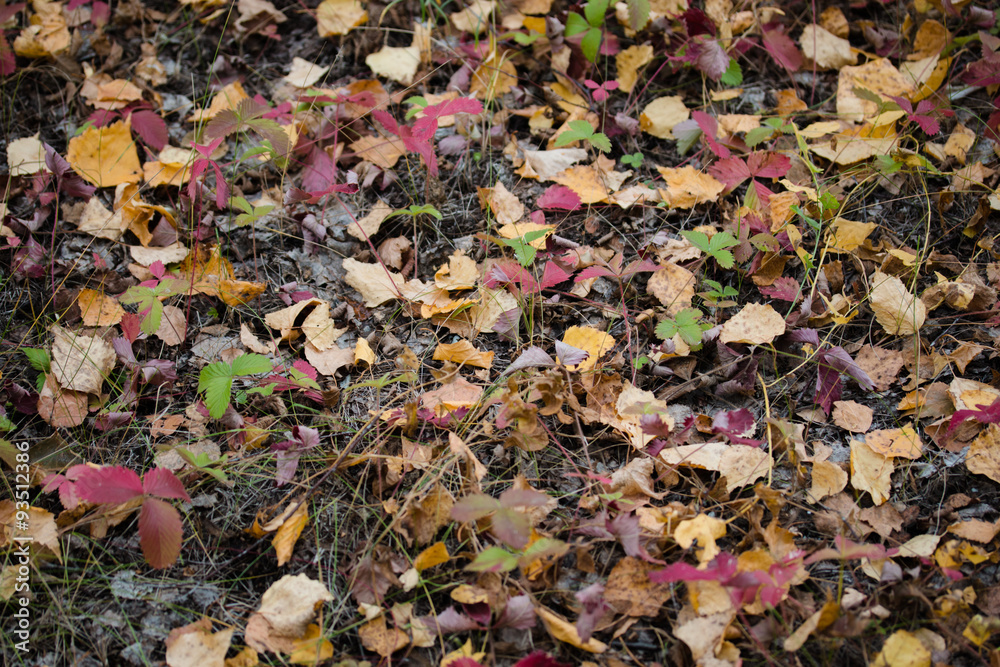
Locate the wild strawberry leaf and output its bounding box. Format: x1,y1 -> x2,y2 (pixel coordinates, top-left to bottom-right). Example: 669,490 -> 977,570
537,185 -> 582,210
467,546 -> 519,572
491,508 -> 531,549
451,493 -> 502,522
129,110 -> 168,151
691,37 -> 729,81
75,465 -> 145,505
138,497 -> 184,569
762,25 -> 802,71
142,467 -> 190,501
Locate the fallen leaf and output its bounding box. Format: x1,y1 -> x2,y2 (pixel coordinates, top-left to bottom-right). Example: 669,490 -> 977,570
36,374 -> 88,428
282,57 -> 330,88
244,574 -> 333,654
640,96 -> 689,139
536,606 -> 608,653
497,221 -> 555,249
413,542 -> 450,571
451,0 -> 495,34
560,326 -> 615,372
674,611 -> 735,663
305,342 -> 355,376
604,556 -> 672,617
434,339 -> 494,368
617,44 -> 654,93
354,338 -> 376,366
659,442 -> 773,493
273,501 -> 308,567
349,134 -> 406,169
366,44 -> 421,85
0,502 -> 61,560
850,439 -> 893,506
836,58 -> 917,123
674,514 -> 727,562
808,460 -> 849,502
799,24 -> 856,70
6,135 -> 47,176
869,271 -> 926,336
647,262 -> 696,315
316,0 -> 367,37
718,302 -> 786,345
944,123 -> 975,164
434,250 -> 479,291
517,147 -> 588,181
471,51 -> 517,101
825,218 -> 877,253
358,614 -> 409,657
552,157 -> 630,204
656,166 -> 725,209
130,243 -> 190,267
832,401 -> 874,433
66,119 -> 143,187
870,630 -> 931,667
51,326 -> 115,394
865,426 -> 923,459
422,376 -> 483,416
448,431 -> 488,482
478,181 -> 524,225
347,200 -> 393,240
165,619 -> 233,667
77,289 -> 125,327
967,425 -> 1000,485
343,258 -> 428,307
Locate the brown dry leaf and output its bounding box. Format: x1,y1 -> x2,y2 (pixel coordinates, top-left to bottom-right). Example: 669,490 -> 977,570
944,123 -> 975,164
0,502 -> 61,560
808,460 -> 849,502
76,197 -> 125,240
947,519 -> 1000,544
434,250 -> 479,291
674,611 -> 735,664
77,289 -> 125,327
471,50 -> 517,101
800,24 -> 856,70
6,135 -> 47,176
422,376 -> 483,416
850,439 -> 893,506
836,58 -> 918,123
604,556 -> 671,617
413,542 -> 450,571
869,271 -> 926,336
164,621 -> 233,667
244,574 -> 333,655
647,262 -> 696,315
349,134 -> 406,169
165,619 -> 233,667
536,606 -> 608,653
358,615 -> 409,657
616,44 -> 654,93
640,96 -> 689,139
776,88 -> 808,115
675,514 -> 726,562
560,325 -> 615,372
825,218 -> 877,253
316,0 -> 367,37
404,483 -> 454,546
347,200 -> 393,241
819,6 -> 848,37
430,287 -> 518,337
607,457 -> 664,501
433,339 -> 494,369
656,166 -> 725,209
448,431 -> 488,482
870,630 -> 931,667
51,326 -> 115,395
865,425 -> 922,459
13,0 -> 70,58
810,131 -> 899,165
36,374 -> 88,428
130,243 -> 190,267
305,342 -> 354,376
719,302 -> 786,345
66,120 -> 143,187
659,442 -> 773,493
273,502 -> 308,567
154,305 -> 187,347
478,181 -> 524,226
718,114 -> 760,135
832,401 -> 874,433
342,258 -> 428,307
967,425 -> 1000,485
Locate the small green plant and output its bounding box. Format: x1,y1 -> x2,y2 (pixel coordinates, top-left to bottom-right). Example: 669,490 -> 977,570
198,354 -> 273,418
745,117 -> 796,148
654,307 -> 711,350
23,348 -> 51,391
621,151 -> 644,169
500,229 -> 550,267
680,229 -> 738,269
565,0 -> 611,62
119,270 -> 189,335
229,195 -> 275,227
699,278 -> 739,306
385,203 -> 443,222
554,119 -> 610,153
176,448 -> 231,485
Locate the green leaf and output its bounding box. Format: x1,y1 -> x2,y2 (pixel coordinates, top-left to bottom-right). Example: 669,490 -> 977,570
230,354 -> 273,376
512,31 -> 544,45
745,126 -> 774,148
588,132 -> 611,153
712,249 -> 735,269
564,12 -> 590,36
584,0 -> 611,28
621,152 -> 644,168
404,96 -> 428,120
230,196 -> 253,214
386,204 -> 443,221
23,348 -> 51,373
673,308 -> 705,347
709,231 -> 738,252
679,230 -> 711,253
554,119 -> 595,147
467,546 -> 519,572
580,27 -> 602,63
519,537 -> 569,566
626,0 -> 650,30
720,58 -> 743,87
198,362 -> 235,419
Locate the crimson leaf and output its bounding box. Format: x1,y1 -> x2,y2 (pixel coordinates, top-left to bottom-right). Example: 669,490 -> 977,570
75,465 -> 145,504
138,497 -> 184,569
129,110 -> 168,151
142,467 -> 190,501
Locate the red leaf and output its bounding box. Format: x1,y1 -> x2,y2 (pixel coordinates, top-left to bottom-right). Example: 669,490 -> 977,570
757,276 -> 801,302
138,497 -> 183,569
0,35 -> 15,77
762,26 -> 802,71
421,97 -> 483,120
372,108 -> 400,137
709,156 -> 751,189
539,261 -> 572,289
130,110 -> 168,151
691,111 -> 730,158
120,312 -> 142,343
746,151 -> 791,179
513,652 -> 571,667
300,144 -> 336,193
75,466 -> 145,504
910,114 -> 940,135
537,185 -> 581,210
142,468 -> 190,501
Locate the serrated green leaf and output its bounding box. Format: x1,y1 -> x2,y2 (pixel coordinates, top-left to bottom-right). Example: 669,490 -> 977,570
745,126 -> 774,148
519,537 -> 569,566
720,58 -> 743,87
589,132 -> 611,153
23,348 -> 51,373
626,0 -> 650,30
654,318 -> 677,340
709,231 -> 738,251
621,152 -> 644,168
565,12 -> 590,36
467,546 -> 519,572
584,0 -> 611,27
713,249 -> 735,269
198,362 -> 234,419
230,354 -> 272,376
580,27 -> 602,63
555,119 -> 595,147
679,230 -> 711,252
230,196 -> 253,214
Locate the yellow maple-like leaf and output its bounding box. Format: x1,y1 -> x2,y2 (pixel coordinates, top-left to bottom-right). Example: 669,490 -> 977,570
674,514 -> 726,563
66,120 -> 142,187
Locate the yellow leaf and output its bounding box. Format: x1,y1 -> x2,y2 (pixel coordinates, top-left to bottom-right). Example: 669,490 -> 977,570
77,289 -> 125,327
850,439 -> 893,506
273,502 -> 308,567
656,166 -> 725,209
718,302 -> 786,345
433,339 -> 494,368
674,514 -> 726,563
869,271 -> 925,336
560,325 -> 615,372
616,44 -> 654,94
536,606 -> 608,653
413,542 -> 450,571
836,58 -> 917,123
288,623 -> 334,664
358,615 -> 409,657
66,120 -> 142,187
640,96 -> 689,139
864,425 -> 923,459
315,0 -> 367,37
441,639 -> 487,667
870,629 -> 930,667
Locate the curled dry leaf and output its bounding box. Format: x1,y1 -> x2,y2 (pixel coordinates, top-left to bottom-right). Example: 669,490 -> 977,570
273,501 -> 308,567
536,606 -> 608,653
433,339 -> 494,368
434,250 -> 479,291
850,439 -> 893,506
343,258 -> 428,307
244,574 -> 333,654
37,374 -> 88,428
659,442 -> 773,493
604,556 -> 672,617
359,614 -> 409,657
869,271 -> 925,336
478,180 -> 524,226
51,326 -> 116,395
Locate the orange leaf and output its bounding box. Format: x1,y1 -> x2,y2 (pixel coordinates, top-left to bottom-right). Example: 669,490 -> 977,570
66,120 -> 142,187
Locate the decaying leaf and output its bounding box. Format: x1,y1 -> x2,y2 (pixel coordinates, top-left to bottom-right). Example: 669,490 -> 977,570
244,574 -> 333,655
51,326 -> 115,395
869,271 -> 925,336
719,303 -> 786,345
164,619 -> 233,667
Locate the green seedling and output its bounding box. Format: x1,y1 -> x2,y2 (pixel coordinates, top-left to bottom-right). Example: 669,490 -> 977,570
680,229 -> 738,269
230,195 -> 275,228
198,354 -> 273,418
654,307 -> 712,350
554,119 -> 611,153
501,229 -> 550,267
